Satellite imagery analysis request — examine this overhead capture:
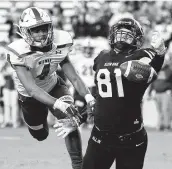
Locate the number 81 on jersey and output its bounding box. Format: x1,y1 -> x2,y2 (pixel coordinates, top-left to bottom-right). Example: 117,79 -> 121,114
97,68 -> 124,98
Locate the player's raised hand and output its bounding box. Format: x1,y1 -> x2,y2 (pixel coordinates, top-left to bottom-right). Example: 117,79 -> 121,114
54,118 -> 78,138
151,31 -> 166,55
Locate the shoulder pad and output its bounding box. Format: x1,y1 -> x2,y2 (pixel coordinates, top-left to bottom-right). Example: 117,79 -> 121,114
7,39 -> 31,56
94,50 -> 109,61
93,50 -> 108,71
94,50 -> 105,62
53,30 -> 73,48
5,39 -> 33,68
100,50 -> 109,55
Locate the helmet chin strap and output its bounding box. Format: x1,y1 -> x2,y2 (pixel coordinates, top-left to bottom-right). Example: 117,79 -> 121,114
30,43 -> 52,52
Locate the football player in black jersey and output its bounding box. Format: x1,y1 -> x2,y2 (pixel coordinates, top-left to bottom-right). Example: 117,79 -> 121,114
55,17 -> 166,169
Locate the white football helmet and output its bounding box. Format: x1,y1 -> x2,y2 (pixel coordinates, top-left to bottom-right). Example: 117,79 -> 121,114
18,7 -> 53,48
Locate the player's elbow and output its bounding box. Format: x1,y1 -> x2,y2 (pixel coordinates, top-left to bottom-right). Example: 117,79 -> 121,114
25,85 -> 39,97
70,76 -> 78,86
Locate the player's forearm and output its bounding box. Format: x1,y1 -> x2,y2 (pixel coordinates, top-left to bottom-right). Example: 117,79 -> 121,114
72,76 -> 95,105
28,85 -> 74,114
72,76 -> 90,97
28,85 -> 56,107
149,54 -> 165,73
61,59 -> 94,103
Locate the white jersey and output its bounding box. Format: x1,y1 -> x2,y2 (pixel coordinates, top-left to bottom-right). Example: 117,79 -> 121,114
5,30 -> 73,97
71,54 -> 95,88
69,37 -> 110,88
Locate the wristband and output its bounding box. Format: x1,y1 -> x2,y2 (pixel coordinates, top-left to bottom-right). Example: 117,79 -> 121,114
84,94 -> 94,103
53,99 -> 70,112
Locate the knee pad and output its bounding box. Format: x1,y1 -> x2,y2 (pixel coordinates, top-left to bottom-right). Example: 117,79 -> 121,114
28,122 -> 49,141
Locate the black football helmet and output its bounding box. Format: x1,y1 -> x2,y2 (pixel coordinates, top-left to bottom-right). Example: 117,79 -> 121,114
109,17 -> 144,50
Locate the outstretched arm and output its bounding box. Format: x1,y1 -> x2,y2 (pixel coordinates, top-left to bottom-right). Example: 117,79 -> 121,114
60,56 -> 95,104
15,65 -> 83,122
15,65 -> 57,107
149,31 -> 166,73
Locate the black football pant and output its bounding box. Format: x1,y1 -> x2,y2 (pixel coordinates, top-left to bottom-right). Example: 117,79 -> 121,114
18,77 -> 82,169
82,126 -> 148,169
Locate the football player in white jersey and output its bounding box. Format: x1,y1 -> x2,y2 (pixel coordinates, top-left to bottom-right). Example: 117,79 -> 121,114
5,7 -> 95,169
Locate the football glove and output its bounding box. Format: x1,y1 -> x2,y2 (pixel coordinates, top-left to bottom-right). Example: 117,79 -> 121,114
53,99 -> 83,126
86,99 -> 95,121
54,118 -> 78,138
151,31 -> 166,55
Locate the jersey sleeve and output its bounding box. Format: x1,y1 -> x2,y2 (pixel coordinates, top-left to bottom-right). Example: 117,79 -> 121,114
54,30 -> 73,46
141,48 -> 165,73
93,54 -> 100,71
5,45 -> 26,69
134,48 -> 156,60
58,44 -> 73,57
5,45 -> 36,69
136,48 -> 165,73
54,30 -> 73,56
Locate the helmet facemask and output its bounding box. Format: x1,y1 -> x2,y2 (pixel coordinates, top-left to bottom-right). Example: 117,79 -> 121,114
20,22 -> 53,48
113,27 -> 135,50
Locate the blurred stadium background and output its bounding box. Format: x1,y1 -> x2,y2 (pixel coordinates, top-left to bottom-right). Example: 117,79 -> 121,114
0,0 -> 172,169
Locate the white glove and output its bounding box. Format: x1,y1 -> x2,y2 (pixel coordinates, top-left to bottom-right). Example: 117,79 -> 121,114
54,119 -> 78,138
53,99 -> 70,112
85,94 -> 95,111
151,31 -> 166,55
53,99 -> 83,126
84,94 -> 96,121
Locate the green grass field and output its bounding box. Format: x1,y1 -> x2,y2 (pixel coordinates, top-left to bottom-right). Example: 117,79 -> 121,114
0,127 -> 172,169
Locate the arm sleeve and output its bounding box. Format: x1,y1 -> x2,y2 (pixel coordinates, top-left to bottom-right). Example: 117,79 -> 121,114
149,54 -> 165,73
58,44 -> 73,67
135,48 -> 165,73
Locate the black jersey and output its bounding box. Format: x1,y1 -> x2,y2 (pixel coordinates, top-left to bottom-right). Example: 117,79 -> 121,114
93,48 -> 164,134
